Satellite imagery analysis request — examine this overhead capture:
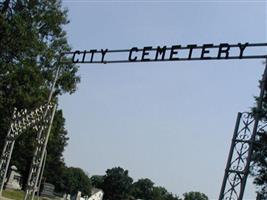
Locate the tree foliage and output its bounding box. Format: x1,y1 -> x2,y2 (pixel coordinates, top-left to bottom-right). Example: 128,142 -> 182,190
183,191 -> 208,200
0,0 -> 79,191
252,133 -> 267,199
91,175 -> 104,189
131,179 -> 181,200
131,178 -> 154,200
63,167 -> 92,196
43,110 -> 69,192
92,167 -> 182,200
102,167 -> 133,200
151,186 -> 181,200
251,76 -> 267,198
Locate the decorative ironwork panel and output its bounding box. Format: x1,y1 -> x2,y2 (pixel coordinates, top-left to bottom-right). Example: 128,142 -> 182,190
219,112 -> 267,200
24,123 -> 49,199
24,104 -> 57,200
0,103 -> 53,195
219,112 -> 254,200
10,104 -> 53,139
257,119 -> 267,137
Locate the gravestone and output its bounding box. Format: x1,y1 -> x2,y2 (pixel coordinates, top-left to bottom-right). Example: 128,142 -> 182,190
41,182 -> 55,198
88,188 -> 103,200
66,194 -> 71,200
76,191 -> 81,200
5,165 -> 22,190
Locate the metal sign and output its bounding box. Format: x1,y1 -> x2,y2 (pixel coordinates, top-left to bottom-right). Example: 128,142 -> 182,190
61,42 -> 267,64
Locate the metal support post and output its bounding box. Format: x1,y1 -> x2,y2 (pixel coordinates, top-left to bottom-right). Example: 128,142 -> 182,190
0,129 -> 11,196
37,150 -> 47,199
0,130 -> 14,196
30,104 -> 57,200
219,59 -> 267,200
24,65 -> 61,200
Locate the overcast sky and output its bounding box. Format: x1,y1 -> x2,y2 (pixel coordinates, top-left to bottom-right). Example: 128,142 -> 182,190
59,1 -> 266,199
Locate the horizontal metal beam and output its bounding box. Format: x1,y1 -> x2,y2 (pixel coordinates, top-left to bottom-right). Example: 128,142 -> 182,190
60,42 -> 267,64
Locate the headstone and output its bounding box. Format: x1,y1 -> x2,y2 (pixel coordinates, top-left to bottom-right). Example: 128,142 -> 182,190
5,165 -> 22,190
41,182 -> 55,198
76,191 -> 81,200
88,188 -> 103,200
67,194 -> 71,200
63,193 -> 68,200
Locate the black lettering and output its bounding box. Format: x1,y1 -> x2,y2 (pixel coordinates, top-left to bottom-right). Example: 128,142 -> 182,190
155,46 -> 167,60
89,49 -> 97,62
201,44 -> 213,59
142,46 -> 152,61
217,43 -> 230,59
169,45 -> 181,60
72,51 -> 80,63
101,49 -> 108,62
238,43 -> 248,58
82,50 -> 87,62
187,44 -> 197,59
129,47 -> 138,61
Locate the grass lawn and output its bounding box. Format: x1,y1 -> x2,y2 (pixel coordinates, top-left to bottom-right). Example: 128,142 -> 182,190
2,189 -> 25,200
2,189 -> 60,200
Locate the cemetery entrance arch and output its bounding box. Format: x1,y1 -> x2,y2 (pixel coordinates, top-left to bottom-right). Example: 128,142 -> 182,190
0,42 -> 267,200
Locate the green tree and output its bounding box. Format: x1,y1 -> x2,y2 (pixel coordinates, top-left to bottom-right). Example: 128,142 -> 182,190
63,167 -> 92,196
252,130 -> 267,199
251,65 -> 267,199
43,110 -> 69,192
0,0 -> 79,191
94,167 -> 181,200
102,167 -> 133,200
151,186 -> 180,200
183,191 -> 208,200
131,178 -> 154,200
91,175 -> 104,189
